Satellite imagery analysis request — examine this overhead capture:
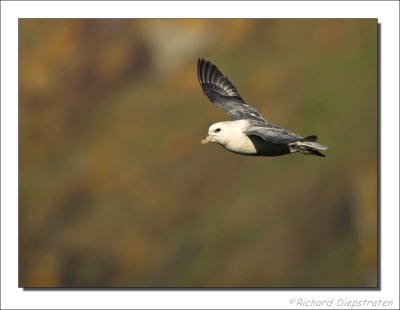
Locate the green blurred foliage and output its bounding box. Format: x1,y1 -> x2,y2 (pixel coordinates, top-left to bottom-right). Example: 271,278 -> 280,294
19,19 -> 377,288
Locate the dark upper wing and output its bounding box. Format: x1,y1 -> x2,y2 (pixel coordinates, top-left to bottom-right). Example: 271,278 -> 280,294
197,58 -> 267,122
244,121 -> 304,144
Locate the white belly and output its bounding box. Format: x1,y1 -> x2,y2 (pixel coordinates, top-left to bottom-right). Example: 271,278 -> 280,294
224,135 -> 257,155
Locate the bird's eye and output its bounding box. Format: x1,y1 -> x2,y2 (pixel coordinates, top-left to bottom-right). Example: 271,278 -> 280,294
214,128 -> 221,133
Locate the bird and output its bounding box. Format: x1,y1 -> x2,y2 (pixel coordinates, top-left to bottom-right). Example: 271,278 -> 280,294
197,58 -> 328,157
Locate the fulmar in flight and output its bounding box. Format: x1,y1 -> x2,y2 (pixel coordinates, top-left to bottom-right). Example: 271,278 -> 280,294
197,58 -> 328,157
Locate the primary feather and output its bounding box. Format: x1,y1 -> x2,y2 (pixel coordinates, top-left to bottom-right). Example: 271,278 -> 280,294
197,58 -> 267,122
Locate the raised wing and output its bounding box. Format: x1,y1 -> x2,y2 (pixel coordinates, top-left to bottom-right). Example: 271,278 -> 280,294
197,58 -> 267,122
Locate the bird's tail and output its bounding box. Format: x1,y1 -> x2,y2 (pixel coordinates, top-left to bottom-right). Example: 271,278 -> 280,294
289,135 -> 328,157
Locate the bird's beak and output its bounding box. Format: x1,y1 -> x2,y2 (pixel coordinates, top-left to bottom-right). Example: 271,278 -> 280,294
201,135 -> 213,145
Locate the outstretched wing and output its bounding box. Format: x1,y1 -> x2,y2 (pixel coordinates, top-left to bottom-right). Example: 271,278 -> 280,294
245,126 -> 302,145
244,121 -> 324,146
197,58 -> 267,122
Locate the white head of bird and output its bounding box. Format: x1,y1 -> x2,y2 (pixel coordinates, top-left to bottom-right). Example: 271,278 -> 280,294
201,120 -> 256,154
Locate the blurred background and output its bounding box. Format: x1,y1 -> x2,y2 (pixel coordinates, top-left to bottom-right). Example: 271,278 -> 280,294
19,19 -> 377,288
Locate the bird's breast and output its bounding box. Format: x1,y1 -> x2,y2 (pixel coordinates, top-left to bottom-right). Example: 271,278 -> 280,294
224,135 -> 258,155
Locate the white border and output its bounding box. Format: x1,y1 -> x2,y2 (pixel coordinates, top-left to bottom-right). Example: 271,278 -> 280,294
1,1 -> 399,309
